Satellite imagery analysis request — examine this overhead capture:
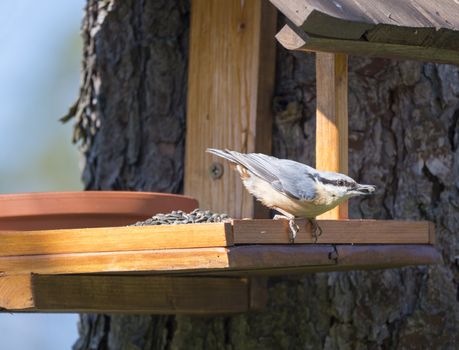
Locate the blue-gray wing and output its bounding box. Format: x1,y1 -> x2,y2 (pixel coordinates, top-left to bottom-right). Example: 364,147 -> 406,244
270,159 -> 317,201
207,149 -> 317,201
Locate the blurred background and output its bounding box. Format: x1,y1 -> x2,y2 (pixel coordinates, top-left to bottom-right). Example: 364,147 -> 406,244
0,0 -> 84,348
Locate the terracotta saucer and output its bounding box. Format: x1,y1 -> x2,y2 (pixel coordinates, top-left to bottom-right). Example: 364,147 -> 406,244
0,191 -> 199,231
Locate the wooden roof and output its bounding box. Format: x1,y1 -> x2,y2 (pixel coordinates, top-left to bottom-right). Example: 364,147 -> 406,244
271,0 -> 459,65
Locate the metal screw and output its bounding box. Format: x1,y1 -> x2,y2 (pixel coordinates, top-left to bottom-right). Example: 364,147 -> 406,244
209,162 -> 224,180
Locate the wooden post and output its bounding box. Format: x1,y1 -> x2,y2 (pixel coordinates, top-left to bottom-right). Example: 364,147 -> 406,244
183,0 -> 276,313
184,0 -> 277,218
315,52 -> 349,219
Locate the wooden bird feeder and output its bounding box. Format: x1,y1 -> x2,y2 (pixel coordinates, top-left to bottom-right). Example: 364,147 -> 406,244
2,0 -> 455,314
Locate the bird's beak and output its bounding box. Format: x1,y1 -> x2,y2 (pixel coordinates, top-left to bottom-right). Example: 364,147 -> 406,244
353,184 -> 376,195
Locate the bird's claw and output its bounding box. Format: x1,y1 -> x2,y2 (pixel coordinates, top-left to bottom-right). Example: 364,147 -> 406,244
309,218 -> 323,243
273,214 -> 299,243
288,219 -> 299,243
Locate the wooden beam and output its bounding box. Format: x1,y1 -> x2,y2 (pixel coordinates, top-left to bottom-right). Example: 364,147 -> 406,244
275,25 -> 459,66
0,220 -> 435,259
184,0 -> 277,218
0,275 -> 33,310
11,244 -> 436,277
227,245 -> 335,270
0,244 -> 336,276
270,0 -> 459,57
269,0 -> 459,31
315,52 -> 348,219
334,245 -> 443,270
232,219 -> 433,244
0,223 -> 232,257
184,245 -> 441,276
0,248 -> 231,275
0,244 -> 441,313
32,275 -> 250,314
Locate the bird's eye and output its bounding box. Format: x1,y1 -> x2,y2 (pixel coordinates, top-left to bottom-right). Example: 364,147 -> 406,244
337,180 -> 344,186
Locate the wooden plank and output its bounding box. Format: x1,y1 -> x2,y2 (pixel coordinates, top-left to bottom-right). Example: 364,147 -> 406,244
270,0 -> 459,65
0,245 -> 336,276
0,223 -> 232,257
0,218 -> 435,262
227,244 -> 335,270
0,232 -> 437,278
270,0 -> 373,39
232,219 -> 432,244
32,275 -> 249,314
276,25 -> 459,66
187,245 -> 441,276
184,0 -> 277,218
334,244 -> 443,270
0,245 -> 441,312
0,246 -> 441,313
364,25 -> 436,47
0,274 -> 33,310
0,248 -> 231,275
270,0 -> 459,45
315,52 -> 348,220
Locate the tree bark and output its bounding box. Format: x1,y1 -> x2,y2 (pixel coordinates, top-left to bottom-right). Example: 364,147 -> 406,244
69,1 -> 459,349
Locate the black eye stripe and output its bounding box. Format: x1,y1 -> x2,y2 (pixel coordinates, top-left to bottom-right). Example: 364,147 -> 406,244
316,176 -> 355,188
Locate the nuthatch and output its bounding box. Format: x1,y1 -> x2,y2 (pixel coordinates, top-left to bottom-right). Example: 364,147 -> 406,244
207,148 -> 376,242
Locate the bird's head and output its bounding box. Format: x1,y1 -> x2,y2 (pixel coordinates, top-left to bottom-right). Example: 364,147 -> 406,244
314,171 -> 376,205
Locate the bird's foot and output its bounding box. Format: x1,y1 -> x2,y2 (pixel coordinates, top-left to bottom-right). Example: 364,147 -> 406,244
308,218 -> 323,243
273,214 -> 299,243
289,219 -> 300,243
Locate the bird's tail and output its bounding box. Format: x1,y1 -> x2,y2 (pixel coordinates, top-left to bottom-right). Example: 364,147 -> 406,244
206,148 -> 241,164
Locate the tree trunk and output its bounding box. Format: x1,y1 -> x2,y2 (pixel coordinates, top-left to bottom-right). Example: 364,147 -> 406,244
69,1 -> 459,349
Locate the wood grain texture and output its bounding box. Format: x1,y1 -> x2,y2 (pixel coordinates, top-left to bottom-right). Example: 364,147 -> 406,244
0,245 -> 335,276
232,219 -> 433,244
227,244 -> 335,270
0,219 -> 435,262
270,0 -> 459,30
315,52 -> 348,220
184,244 -> 440,276
32,275 -> 250,314
0,245 -> 336,281
0,244 -> 441,312
0,244 -> 438,280
0,248 -> 231,275
0,274 -> 33,310
334,244 -> 443,270
184,0 -> 277,218
0,223 -> 232,257
270,0 -> 459,55
3,242 -> 440,313
200,245 -> 441,276
276,25 -> 459,65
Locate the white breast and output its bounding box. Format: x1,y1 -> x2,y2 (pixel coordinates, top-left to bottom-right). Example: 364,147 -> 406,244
239,171 -> 340,218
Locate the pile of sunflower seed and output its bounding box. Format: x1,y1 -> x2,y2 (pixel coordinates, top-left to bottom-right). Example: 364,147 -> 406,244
131,208 -> 231,226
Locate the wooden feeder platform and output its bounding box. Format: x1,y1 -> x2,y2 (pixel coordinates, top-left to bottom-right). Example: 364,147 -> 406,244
0,219 -> 440,314
2,0 -> 453,316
